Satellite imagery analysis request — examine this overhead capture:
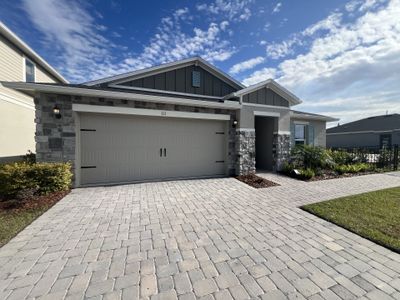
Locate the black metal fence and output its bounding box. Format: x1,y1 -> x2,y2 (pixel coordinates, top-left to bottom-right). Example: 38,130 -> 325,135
329,145 -> 399,170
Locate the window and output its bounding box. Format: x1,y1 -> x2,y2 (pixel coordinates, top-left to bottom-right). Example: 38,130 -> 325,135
294,124 -> 306,145
380,134 -> 392,148
192,71 -> 201,87
25,58 -> 35,82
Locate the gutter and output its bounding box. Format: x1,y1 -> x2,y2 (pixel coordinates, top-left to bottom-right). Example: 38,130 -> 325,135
1,82 -> 241,110
290,111 -> 339,122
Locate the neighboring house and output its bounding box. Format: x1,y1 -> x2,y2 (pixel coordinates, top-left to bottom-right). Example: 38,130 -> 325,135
3,57 -> 337,186
0,22 -> 68,161
327,114 -> 400,149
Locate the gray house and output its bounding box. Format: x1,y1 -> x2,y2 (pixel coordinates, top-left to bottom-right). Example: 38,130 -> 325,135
3,57 -> 337,186
327,114 -> 400,149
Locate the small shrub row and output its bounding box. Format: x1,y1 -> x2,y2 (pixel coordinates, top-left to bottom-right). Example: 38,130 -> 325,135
282,145 -> 379,180
0,162 -> 72,199
334,163 -> 373,175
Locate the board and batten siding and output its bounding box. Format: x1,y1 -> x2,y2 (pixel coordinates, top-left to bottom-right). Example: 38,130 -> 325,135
118,65 -> 238,97
0,32 -> 59,158
242,87 -> 289,107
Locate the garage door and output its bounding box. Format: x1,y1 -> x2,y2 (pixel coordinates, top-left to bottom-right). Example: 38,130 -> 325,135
79,113 -> 227,185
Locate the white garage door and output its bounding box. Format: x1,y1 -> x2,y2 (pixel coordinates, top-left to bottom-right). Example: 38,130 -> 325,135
79,113 -> 227,185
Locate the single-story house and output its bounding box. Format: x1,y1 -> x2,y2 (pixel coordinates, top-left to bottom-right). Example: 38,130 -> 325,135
0,22 -> 68,162
327,114 -> 400,149
3,57 -> 337,186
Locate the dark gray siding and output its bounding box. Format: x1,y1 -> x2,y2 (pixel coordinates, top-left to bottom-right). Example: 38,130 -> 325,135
119,65 -> 238,97
326,132 -> 400,148
242,88 -> 289,107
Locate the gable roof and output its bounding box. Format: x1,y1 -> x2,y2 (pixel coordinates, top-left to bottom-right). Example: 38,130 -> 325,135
84,56 -> 245,90
327,114 -> 400,134
224,79 -> 302,106
0,22 -> 68,83
291,110 -> 339,122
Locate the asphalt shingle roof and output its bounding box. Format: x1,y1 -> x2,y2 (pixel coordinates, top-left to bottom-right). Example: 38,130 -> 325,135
327,114 -> 400,133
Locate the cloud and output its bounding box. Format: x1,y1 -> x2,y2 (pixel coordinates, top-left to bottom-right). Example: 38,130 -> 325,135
196,0 -> 254,21
265,13 -> 342,60
272,2 -> 282,14
23,0 -> 235,82
244,0 -> 400,124
229,56 -> 265,74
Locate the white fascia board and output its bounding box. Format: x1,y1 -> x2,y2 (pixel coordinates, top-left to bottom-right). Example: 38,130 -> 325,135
232,79 -> 302,106
84,57 -> 245,89
0,22 -> 68,83
291,112 -> 339,122
108,84 -> 223,100
2,82 -> 241,110
242,103 -> 290,110
254,111 -> 280,117
72,104 -> 231,121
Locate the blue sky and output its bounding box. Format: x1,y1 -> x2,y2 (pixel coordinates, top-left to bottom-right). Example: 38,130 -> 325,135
1,0 -> 400,125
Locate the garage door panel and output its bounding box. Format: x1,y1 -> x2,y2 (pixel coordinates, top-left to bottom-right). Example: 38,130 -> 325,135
80,113 -> 227,185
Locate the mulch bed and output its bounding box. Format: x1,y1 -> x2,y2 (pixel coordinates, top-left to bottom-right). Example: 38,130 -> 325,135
0,190 -> 69,212
236,174 -> 279,188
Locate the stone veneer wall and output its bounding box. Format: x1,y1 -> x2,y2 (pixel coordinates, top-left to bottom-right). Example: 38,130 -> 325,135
236,131 -> 290,175
272,134 -> 291,171
236,129 -> 256,174
35,93 -> 238,175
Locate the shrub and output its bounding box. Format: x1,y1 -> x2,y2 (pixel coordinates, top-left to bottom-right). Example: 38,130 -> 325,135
291,145 -> 334,170
334,163 -> 371,175
281,162 -> 295,175
326,149 -> 354,165
298,168 -> 315,180
22,150 -> 36,164
0,162 -> 72,199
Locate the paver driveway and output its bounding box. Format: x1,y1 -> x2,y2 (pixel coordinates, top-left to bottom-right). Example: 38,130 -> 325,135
1,173 -> 400,300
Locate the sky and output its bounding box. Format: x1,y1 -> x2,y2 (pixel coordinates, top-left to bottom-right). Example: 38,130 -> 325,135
1,0 -> 400,125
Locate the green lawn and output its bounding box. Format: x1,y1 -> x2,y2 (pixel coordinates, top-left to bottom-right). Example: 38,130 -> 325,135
0,207 -> 50,247
0,191 -> 68,247
302,187 -> 400,253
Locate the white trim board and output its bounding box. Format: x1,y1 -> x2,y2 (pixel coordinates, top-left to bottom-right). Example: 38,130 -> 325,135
0,92 -> 34,110
0,22 -> 67,83
72,104 -> 231,121
242,102 -> 290,110
84,57 -> 245,89
273,131 -> 291,135
254,111 -> 280,117
293,120 -> 309,125
2,82 -> 242,110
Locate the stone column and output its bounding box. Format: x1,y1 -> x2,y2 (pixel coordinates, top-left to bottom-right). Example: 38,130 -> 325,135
272,133 -> 290,171
236,129 -> 256,175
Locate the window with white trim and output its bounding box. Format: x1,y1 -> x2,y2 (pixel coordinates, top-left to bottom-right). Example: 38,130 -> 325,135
294,124 -> 306,145
25,58 -> 35,82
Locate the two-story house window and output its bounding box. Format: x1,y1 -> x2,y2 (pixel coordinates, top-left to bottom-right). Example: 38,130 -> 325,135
25,58 -> 35,82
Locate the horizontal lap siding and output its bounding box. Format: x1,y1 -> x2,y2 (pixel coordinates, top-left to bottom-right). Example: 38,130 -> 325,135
119,65 -> 237,97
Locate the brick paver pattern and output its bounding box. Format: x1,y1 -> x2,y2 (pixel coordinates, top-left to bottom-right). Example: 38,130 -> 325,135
0,172 -> 400,299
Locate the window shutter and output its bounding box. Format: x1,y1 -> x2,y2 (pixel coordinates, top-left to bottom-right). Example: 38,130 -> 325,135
307,124 -> 314,146
290,122 -> 295,147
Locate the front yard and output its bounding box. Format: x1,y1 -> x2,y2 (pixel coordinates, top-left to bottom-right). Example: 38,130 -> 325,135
0,161 -> 72,247
302,187 -> 400,252
0,191 -> 68,247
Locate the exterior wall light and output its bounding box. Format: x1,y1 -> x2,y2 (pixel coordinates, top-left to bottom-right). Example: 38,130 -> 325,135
232,120 -> 238,128
53,105 -> 61,119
